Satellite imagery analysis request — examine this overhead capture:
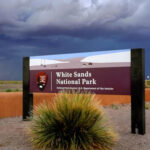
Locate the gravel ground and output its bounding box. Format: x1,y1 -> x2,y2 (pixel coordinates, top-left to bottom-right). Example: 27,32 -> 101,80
105,103 -> 150,150
0,103 -> 150,150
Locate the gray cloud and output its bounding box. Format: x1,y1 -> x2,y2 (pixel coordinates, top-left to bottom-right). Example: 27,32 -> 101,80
0,0 -> 150,80
0,0 -> 149,39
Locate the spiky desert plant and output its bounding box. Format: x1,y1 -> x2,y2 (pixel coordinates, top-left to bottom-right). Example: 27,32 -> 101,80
29,91 -> 117,150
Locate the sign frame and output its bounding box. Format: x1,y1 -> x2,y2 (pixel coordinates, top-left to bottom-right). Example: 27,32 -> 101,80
23,48 -> 145,135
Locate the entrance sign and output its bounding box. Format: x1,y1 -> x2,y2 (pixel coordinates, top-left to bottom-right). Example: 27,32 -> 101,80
23,48 -> 145,135
30,50 -> 131,94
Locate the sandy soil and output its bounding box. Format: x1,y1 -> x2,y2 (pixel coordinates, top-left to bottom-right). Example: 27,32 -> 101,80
105,104 -> 150,150
0,103 -> 150,150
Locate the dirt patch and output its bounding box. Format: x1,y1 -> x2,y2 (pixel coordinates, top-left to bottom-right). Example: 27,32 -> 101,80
107,104 -> 150,150
0,117 -> 31,150
0,103 -> 150,150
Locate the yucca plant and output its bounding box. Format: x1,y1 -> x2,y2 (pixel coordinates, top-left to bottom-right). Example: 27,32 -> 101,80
29,91 -> 117,150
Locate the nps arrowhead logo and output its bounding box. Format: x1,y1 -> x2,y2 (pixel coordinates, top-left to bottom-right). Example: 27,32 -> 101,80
36,72 -> 48,90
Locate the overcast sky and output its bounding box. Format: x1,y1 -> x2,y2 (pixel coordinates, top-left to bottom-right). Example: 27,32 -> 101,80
0,0 -> 150,80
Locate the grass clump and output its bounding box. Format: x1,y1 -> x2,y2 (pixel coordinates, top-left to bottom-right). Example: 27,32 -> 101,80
110,104 -> 119,110
147,80 -> 150,85
5,88 -> 20,92
14,89 -> 20,92
145,103 -> 150,110
5,89 -> 12,92
0,80 -> 22,84
29,91 -> 117,150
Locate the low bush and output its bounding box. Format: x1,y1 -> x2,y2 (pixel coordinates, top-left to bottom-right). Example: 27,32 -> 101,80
145,103 -> 150,110
147,80 -> 150,85
5,88 -> 20,92
5,89 -> 12,92
14,89 -> 19,92
110,104 -> 119,110
29,91 -> 117,150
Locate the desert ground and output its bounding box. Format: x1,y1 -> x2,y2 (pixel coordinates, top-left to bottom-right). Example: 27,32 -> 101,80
0,103 -> 150,150
0,81 -> 22,92
0,81 -> 150,149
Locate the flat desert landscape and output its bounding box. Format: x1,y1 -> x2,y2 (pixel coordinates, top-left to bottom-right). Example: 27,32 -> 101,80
0,81 -> 22,92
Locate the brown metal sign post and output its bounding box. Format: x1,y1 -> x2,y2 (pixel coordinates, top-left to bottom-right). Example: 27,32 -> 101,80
23,49 -> 145,135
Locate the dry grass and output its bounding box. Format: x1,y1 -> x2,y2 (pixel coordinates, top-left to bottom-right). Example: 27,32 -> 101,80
145,80 -> 150,88
0,80 -> 22,84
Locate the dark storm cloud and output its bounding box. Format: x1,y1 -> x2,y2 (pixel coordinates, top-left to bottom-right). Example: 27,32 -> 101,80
0,0 -> 149,39
0,0 -> 150,80
0,58 -> 22,80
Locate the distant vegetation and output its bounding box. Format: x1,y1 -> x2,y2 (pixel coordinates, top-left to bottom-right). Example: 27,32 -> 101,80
0,81 -> 22,92
145,103 -> 150,110
5,88 -> 20,92
147,80 -> 150,85
110,104 -> 119,110
145,80 -> 150,88
0,80 -> 22,84
5,89 -> 12,92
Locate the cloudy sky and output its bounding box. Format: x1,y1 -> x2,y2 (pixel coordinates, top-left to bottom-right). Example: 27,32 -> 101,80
0,0 -> 150,80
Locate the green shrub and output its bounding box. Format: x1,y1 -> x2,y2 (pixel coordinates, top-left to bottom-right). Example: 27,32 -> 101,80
110,104 -> 119,110
5,89 -> 12,92
5,88 -> 20,92
14,89 -> 19,92
29,91 -> 117,150
145,103 -> 150,110
147,80 -> 150,85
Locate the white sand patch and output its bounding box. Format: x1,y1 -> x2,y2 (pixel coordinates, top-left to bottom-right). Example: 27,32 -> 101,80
30,59 -> 69,66
81,51 -> 130,63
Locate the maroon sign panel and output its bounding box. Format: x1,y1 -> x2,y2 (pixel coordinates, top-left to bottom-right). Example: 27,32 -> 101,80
30,67 -> 130,95
30,49 -> 131,95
